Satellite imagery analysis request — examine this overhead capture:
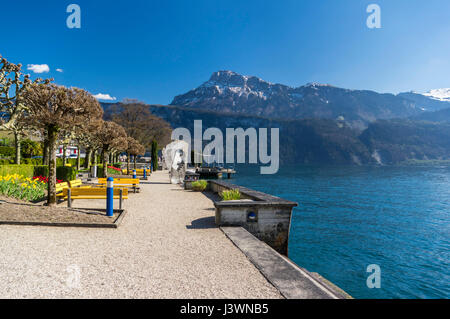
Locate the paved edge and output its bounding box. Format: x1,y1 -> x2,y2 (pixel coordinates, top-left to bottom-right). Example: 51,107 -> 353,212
0,209 -> 127,229
221,226 -> 352,299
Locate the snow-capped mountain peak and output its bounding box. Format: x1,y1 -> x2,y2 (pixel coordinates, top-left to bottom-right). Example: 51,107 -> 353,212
422,88 -> 450,102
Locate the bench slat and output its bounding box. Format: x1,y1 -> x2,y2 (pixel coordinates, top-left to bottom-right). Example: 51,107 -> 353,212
63,196 -> 129,200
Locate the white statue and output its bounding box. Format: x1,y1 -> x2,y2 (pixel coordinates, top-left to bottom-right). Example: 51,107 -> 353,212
162,140 -> 189,184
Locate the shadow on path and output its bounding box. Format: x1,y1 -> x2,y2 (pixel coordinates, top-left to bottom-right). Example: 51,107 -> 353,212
186,216 -> 217,229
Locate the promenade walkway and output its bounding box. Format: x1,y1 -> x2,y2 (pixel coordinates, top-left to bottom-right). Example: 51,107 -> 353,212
0,170 -> 281,298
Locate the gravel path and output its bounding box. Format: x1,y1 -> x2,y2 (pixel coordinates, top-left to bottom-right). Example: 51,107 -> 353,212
0,171 -> 282,299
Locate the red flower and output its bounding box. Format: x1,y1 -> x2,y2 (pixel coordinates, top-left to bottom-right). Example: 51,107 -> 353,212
33,176 -> 64,184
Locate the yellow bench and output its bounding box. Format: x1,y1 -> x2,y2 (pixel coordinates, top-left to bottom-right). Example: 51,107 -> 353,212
56,182 -> 69,197
97,178 -> 140,193
68,179 -> 92,188
62,187 -> 128,208
121,169 -> 148,176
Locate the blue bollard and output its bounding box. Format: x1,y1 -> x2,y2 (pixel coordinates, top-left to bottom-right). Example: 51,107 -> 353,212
106,177 -> 114,217
133,169 -> 136,179
143,168 -> 147,179
151,161 -> 153,173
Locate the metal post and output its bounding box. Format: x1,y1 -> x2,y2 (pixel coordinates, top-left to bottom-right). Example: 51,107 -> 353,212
133,169 -> 136,179
143,168 -> 147,179
67,189 -> 72,208
119,188 -> 123,210
106,177 -> 114,217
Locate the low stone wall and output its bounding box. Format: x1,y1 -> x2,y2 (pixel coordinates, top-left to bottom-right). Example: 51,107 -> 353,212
210,180 -> 298,255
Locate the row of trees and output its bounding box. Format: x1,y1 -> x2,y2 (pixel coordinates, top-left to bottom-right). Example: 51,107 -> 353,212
0,54 -> 163,206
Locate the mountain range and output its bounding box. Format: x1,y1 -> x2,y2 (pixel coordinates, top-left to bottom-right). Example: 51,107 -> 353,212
171,71 -> 450,129
102,71 -> 450,165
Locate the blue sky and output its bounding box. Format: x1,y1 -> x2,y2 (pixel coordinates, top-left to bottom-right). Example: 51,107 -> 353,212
2,0 -> 450,104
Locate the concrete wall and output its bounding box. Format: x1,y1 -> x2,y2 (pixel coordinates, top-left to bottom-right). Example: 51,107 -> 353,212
210,180 -> 297,255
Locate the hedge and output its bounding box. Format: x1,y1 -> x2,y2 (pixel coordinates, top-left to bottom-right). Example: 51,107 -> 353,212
0,165 -> 36,178
33,165 -> 78,182
0,165 -> 78,182
96,165 -> 122,178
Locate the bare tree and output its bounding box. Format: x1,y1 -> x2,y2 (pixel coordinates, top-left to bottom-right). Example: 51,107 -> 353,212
23,83 -> 103,205
111,102 -> 171,149
93,121 -> 128,178
125,137 -> 145,171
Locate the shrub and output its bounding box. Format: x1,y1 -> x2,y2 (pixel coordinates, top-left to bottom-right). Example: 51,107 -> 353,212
191,180 -> 207,192
0,159 -> 13,165
20,139 -> 42,158
0,146 -> 15,157
219,189 -> 241,201
22,158 -> 43,165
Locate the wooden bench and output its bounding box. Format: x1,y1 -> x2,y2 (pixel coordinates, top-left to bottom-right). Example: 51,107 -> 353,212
97,178 -> 140,193
121,169 -> 148,176
69,179 -> 83,188
62,187 -> 129,208
56,182 -> 69,198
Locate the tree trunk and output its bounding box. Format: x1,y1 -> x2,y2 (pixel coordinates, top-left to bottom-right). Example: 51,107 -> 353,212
14,132 -> 21,165
43,137 -> 49,166
151,140 -> 158,171
62,144 -> 67,166
84,147 -> 92,169
127,153 -> 130,173
93,149 -> 97,166
133,155 -> 137,170
103,145 -> 108,178
47,125 -> 58,206
76,145 -> 81,170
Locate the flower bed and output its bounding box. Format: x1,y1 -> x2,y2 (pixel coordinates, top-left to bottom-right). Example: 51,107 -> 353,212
0,174 -> 47,201
108,166 -> 122,173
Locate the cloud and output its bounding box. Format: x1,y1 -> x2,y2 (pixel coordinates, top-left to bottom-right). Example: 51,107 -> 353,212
27,64 -> 50,73
56,68 -> 63,73
93,93 -> 117,101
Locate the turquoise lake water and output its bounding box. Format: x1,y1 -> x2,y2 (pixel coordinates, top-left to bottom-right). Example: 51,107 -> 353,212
231,164 -> 450,299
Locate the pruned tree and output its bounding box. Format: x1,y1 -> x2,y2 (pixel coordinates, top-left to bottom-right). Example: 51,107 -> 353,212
74,115 -> 103,170
23,83 -> 103,205
0,54 -> 51,163
93,121 -> 128,177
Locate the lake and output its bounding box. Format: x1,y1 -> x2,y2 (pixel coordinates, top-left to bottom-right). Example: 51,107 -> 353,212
231,164 -> 450,299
